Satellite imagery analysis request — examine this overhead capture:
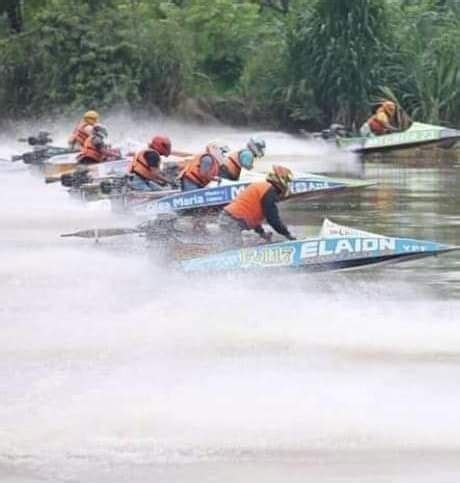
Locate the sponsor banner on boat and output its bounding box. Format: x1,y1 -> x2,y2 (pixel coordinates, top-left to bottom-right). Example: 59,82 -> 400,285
290,178 -> 338,193
299,236 -> 443,262
142,177 -> 345,213
363,129 -> 440,149
181,243 -> 299,272
181,235 -> 448,273
240,245 -> 296,268
336,122 -> 460,152
156,184 -> 246,211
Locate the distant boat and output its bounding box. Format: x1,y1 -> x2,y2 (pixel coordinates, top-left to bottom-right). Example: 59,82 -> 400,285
337,122 -> 460,153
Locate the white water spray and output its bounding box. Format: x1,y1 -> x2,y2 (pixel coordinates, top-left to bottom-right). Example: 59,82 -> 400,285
1,116 -> 459,482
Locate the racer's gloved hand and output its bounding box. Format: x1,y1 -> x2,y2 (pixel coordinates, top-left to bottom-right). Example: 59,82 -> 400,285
261,231 -> 273,242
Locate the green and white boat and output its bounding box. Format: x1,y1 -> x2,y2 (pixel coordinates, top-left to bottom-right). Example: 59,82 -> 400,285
337,122 -> 460,153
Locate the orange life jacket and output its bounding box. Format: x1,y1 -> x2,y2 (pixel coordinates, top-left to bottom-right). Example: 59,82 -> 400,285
69,121 -> 92,147
128,149 -> 161,181
178,153 -> 219,188
224,181 -> 272,229
222,151 -> 241,180
77,136 -> 107,163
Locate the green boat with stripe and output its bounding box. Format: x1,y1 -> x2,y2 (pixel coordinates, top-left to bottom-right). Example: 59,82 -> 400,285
337,122 -> 460,153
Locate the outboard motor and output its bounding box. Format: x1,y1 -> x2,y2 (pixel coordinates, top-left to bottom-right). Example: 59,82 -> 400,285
18,131 -> 53,147
319,124 -> 347,140
140,213 -> 180,241
19,147 -> 49,164
99,175 -> 133,195
141,213 -> 183,263
312,123 -> 347,141
330,123 -> 347,137
61,169 -> 91,188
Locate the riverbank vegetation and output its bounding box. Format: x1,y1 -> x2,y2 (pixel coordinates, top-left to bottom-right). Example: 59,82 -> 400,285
0,0 -> 459,130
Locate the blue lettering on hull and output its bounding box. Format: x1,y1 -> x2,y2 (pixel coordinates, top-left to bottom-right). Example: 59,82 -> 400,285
139,177 -> 349,214
181,236 -> 447,272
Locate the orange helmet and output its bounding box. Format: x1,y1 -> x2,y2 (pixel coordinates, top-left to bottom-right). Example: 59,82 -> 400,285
266,165 -> 293,196
382,101 -> 396,115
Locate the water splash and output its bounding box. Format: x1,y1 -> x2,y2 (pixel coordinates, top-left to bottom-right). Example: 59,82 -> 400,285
1,116 -> 459,482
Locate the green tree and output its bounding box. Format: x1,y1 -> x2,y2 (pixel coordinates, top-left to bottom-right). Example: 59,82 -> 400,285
182,0 -> 260,90
0,0 -> 22,33
286,0 -> 392,127
0,0 -> 459,127
386,1 -> 460,124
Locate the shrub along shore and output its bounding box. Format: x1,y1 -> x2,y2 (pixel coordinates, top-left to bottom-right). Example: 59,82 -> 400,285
0,0 -> 459,131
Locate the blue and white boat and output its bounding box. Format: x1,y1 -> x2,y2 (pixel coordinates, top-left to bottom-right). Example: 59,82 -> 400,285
132,173 -> 373,216
180,219 -> 457,273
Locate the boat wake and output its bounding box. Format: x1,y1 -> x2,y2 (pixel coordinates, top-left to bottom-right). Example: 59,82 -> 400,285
1,119 -> 460,482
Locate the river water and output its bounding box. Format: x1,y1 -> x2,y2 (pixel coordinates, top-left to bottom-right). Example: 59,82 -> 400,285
1,116 -> 460,482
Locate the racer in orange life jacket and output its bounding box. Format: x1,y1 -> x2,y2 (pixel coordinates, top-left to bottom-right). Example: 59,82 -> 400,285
361,100 -> 398,136
77,125 -> 120,164
128,135 -> 178,191
68,110 -> 100,149
178,143 -> 221,191
219,136 -> 266,181
218,165 -> 296,246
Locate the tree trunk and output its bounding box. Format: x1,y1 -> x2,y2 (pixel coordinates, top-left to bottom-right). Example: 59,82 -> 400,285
5,0 -> 23,34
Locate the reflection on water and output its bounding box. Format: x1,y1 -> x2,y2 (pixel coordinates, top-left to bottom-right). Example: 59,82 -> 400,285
281,161 -> 460,296
1,121 -> 460,483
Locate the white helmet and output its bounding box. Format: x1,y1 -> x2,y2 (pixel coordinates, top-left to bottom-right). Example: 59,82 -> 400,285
247,136 -> 266,158
206,142 -> 229,163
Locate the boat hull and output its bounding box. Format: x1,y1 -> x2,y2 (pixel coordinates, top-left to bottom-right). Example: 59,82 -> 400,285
133,177 -> 373,216
180,221 -> 455,274
338,122 -> 460,153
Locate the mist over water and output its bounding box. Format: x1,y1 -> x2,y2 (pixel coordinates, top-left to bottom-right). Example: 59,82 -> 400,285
1,115 -> 460,482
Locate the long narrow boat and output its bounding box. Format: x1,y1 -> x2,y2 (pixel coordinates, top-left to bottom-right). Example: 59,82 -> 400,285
53,163 -> 372,210
41,152 -> 130,178
40,152 -> 87,177
337,122 -> 460,153
61,217 -> 457,273
130,175 -> 373,216
180,219 -> 457,273
43,154 -> 182,182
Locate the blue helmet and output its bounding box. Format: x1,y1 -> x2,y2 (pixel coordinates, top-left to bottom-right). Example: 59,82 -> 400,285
247,136 -> 266,158
238,149 -> 254,170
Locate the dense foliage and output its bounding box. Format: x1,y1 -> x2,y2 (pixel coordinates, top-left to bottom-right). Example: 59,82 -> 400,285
0,0 -> 459,130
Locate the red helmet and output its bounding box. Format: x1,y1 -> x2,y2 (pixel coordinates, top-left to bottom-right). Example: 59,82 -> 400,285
149,135 -> 171,156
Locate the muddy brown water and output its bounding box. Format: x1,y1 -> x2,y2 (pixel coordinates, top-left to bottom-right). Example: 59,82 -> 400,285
1,123 -> 460,483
